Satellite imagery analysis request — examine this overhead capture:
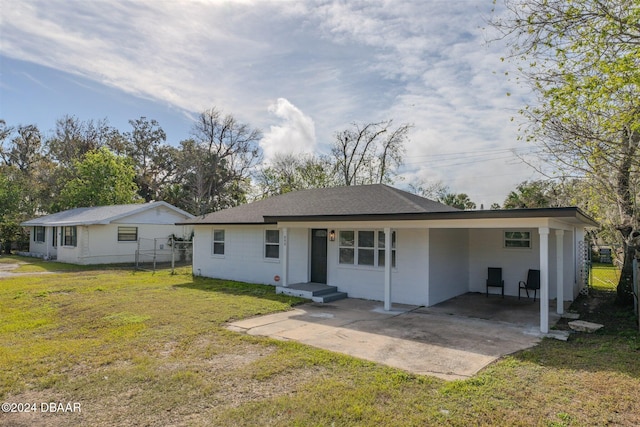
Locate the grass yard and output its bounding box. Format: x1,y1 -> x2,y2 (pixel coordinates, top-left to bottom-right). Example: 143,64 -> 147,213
0,257 -> 639,426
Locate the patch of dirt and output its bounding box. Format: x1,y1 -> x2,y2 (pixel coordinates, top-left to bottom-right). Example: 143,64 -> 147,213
556,289 -> 638,333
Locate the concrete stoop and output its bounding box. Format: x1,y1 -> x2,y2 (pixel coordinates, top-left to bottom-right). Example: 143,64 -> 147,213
276,283 -> 348,303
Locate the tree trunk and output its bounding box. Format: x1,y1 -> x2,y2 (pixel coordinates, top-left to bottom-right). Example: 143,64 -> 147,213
615,127 -> 638,306
617,226 -> 635,306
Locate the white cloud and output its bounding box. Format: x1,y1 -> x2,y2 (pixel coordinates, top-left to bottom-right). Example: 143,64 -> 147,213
260,98 -> 316,162
0,0 -> 543,204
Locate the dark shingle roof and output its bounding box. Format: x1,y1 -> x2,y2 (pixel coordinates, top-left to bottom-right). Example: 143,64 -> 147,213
182,184 -> 459,224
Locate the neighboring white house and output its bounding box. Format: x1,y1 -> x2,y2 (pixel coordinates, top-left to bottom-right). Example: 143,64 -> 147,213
21,202 -> 194,265
179,184 -> 598,334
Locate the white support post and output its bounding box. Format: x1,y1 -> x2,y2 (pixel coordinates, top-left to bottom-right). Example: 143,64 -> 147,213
539,227 -> 550,334
384,227 -> 392,311
282,227 -> 289,287
555,229 -> 565,315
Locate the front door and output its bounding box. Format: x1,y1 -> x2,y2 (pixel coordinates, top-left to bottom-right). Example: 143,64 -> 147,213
310,229 -> 328,284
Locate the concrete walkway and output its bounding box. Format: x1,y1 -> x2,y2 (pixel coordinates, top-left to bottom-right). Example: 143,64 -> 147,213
228,297 -> 547,381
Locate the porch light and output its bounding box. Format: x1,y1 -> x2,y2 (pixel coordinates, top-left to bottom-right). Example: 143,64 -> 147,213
329,230 -> 336,241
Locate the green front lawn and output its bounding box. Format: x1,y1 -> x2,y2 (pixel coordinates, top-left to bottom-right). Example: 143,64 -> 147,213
0,258 -> 638,426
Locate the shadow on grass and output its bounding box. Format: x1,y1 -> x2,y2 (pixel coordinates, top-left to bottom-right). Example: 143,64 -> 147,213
174,275 -> 307,305
515,289 -> 640,379
1,255 -> 138,273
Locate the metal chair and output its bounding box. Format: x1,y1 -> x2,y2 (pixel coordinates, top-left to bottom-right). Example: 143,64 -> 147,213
519,269 -> 540,301
486,267 -> 504,298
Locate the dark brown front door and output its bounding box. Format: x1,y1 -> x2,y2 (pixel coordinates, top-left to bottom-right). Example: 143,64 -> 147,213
310,229 -> 328,284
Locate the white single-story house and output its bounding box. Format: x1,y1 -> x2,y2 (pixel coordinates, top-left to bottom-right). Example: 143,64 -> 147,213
21,202 -> 194,265
179,184 -> 597,333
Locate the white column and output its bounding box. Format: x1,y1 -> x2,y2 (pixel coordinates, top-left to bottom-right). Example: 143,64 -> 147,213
425,228 -> 430,307
539,227 -> 550,333
384,227 -> 392,311
282,227 -> 289,287
555,229 -> 565,315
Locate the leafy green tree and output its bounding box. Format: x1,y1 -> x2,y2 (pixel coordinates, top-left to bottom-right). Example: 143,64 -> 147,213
491,0 -> 640,304
124,117 -> 174,202
56,147 -> 140,210
440,193 -> 476,210
0,168 -> 24,253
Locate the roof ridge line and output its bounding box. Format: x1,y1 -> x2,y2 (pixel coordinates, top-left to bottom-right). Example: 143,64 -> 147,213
378,184 -> 428,212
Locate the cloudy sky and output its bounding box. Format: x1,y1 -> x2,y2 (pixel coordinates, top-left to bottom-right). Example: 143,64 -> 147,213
0,0 -> 542,207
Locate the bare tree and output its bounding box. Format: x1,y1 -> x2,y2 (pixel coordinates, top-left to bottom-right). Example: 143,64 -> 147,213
331,120 -> 411,186
181,108 -> 262,214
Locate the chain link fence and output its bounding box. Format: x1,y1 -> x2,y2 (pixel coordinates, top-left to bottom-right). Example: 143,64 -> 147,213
135,236 -> 193,273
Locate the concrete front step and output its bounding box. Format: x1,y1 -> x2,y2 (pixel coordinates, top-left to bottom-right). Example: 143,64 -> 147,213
276,283 -> 348,303
311,291 -> 348,303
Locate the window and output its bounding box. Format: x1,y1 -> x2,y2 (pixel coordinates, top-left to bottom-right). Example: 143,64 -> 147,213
358,231 -> 375,265
504,231 -> 531,248
33,226 -> 45,243
117,226 -> 138,242
339,230 -> 397,268
52,227 -> 57,247
212,229 -> 225,255
378,230 -> 397,268
63,226 -> 77,247
339,231 -> 355,264
265,230 -> 280,259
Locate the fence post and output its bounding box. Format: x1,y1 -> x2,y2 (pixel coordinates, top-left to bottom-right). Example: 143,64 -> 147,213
171,236 -> 176,275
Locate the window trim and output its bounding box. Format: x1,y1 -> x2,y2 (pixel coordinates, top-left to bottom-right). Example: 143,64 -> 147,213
212,229 -> 225,256
503,230 -> 532,249
62,226 -> 77,247
52,226 -> 57,247
264,229 -> 280,260
117,226 -> 138,242
33,226 -> 45,243
339,229 -> 397,269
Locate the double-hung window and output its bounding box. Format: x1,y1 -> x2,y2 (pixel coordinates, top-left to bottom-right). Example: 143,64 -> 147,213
265,230 -> 280,259
212,229 -> 225,255
52,227 -> 57,247
339,230 -> 396,268
33,226 -> 45,243
63,226 -> 77,247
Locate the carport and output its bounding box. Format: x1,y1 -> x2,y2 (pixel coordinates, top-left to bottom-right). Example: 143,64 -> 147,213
228,295 -> 565,381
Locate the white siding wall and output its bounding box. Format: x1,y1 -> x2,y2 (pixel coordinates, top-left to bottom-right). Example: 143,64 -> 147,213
27,226 -> 58,258
287,228 -> 309,284
63,223 -> 188,265
326,228 -> 429,305
428,229 -> 470,305
192,225 -> 282,285
114,205 -> 189,224
468,228 -> 540,297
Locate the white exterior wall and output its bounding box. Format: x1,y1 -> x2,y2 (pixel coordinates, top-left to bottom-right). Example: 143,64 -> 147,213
192,225 -> 282,285
71,223 -> 190,265
193,220 -> 589,305
287,228 -> 309,284
469,228 -> 540,297
27,226 -> 57,259
319,228 -> 429,305
428,229 -> 470,305
33,205 -> 193,265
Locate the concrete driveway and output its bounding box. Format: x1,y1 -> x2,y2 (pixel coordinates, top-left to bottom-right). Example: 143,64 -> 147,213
228,296 -> 551,381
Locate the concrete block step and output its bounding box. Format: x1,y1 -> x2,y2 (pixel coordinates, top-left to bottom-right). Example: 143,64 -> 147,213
311,292 -> 348,303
